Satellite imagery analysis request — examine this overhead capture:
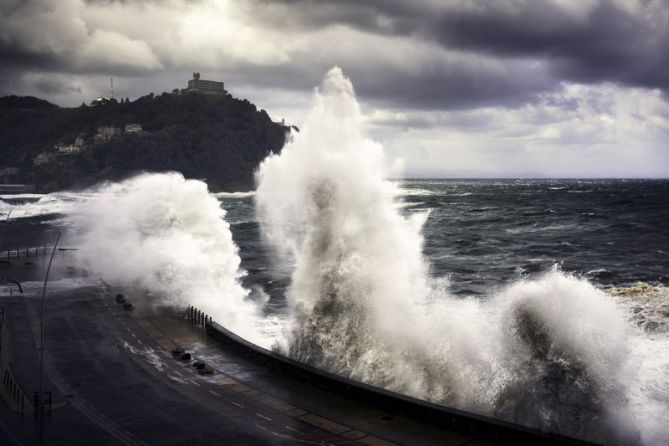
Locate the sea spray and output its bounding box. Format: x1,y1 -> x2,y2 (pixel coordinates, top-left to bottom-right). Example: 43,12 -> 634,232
256,67 -> 432,376
73,172 -> 274,346
255,68 -> 643,443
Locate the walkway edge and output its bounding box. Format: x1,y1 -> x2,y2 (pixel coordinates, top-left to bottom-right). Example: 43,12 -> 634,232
206,320 -> 596,446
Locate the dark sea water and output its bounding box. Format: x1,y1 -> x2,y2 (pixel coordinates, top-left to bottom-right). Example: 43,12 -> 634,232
222,179 -> 669,303
2,177 -> 668,444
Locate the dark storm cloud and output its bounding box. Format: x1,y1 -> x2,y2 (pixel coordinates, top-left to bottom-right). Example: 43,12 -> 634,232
222,52 -> 554,110
2,0 -> 668,113
253,0 -> 669,93
430,2 -> 669,90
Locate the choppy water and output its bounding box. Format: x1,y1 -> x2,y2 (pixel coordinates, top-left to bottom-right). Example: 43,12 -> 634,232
2,177 -> 669,444
223,178 -> 669,302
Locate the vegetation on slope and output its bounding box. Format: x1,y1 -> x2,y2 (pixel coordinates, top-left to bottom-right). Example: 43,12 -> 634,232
0,91 -> 288,192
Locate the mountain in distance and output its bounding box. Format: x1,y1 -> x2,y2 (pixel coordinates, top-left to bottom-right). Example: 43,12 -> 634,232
0,88 -> 290,192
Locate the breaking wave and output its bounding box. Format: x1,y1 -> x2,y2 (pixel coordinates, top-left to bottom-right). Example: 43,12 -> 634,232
256,67 -> 667,444
0,192 -> 84,220
72,173 -> 276,346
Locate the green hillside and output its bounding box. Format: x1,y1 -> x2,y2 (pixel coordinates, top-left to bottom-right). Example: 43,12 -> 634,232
0,90 -> 289,192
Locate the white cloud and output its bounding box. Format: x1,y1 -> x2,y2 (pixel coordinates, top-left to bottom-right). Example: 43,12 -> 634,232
81,29 -> 163,71
370,83 -> 669,177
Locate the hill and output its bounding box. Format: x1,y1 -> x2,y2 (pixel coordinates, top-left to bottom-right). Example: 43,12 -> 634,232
0,90 -> 289,192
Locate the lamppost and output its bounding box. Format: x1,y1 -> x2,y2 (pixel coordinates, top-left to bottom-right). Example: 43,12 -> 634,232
0,209 -> 11,258
39,232 -> 60,437
0,210 -> 22,295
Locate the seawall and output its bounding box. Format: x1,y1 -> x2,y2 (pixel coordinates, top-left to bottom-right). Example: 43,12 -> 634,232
204,318 -> 593,446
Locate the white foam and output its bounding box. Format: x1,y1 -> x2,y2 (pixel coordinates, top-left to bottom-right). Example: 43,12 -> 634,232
0,191 -> 88,220
72,173 -> 276,347
214,191 -> 256,198
254,67 -> 665,443
0,193 -> 46,200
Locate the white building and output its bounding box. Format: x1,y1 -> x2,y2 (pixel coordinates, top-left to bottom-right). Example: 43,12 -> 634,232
94,126 -> 121,143
59,144 -> 80,154
187,72 -> 224,94
34,152 -> 55,165
124,123 -> 143,134
74,134 -> 88,147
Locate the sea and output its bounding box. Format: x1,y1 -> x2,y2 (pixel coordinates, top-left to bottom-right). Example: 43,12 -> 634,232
1,66 -> 667,444
224,178 -> 669,301
2,177 -> 668,445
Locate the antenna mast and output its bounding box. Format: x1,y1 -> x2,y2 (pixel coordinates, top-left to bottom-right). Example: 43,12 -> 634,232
110,77 -> 114,99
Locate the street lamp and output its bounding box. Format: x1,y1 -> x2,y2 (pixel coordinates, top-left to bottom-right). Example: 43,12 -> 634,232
0,209 -> 12,258
39,231 -> 60,437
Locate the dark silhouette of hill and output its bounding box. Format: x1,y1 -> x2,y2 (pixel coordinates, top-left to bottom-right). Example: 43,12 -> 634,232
0,91 -> 289,192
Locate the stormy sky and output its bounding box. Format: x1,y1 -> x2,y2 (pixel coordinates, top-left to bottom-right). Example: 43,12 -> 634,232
1,0 -> 668,178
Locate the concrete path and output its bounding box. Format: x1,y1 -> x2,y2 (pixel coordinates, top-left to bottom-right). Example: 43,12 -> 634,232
0,254 -> 495,445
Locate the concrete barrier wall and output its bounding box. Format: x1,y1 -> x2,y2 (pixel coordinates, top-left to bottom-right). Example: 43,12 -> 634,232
205,320 -> 593,446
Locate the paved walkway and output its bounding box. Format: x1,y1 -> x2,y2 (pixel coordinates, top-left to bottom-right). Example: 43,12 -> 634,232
0,255 -> 495,445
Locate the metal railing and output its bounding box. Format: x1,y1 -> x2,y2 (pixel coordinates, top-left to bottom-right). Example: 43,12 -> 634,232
1,246 -> 51,260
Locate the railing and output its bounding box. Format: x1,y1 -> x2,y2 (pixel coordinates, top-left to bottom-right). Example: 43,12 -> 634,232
188,304 -> 593,446
186,305 -> 212,329
1,246 -> 51,260
2,368 -> 30,416
0,307 -> 33,417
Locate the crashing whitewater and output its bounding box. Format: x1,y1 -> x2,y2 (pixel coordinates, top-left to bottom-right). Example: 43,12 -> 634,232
255,68 -> 667,444
2,68 -> 667,444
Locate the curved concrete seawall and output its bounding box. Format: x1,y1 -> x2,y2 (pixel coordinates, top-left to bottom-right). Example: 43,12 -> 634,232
205,319 -> 594,446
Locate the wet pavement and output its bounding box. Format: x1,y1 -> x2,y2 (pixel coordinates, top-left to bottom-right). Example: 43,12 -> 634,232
0,252 -> 495,445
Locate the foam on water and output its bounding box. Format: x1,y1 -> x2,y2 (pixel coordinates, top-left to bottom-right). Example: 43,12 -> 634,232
255,68 -> 667,443
214,191 -> 256,198
0,192 -> 86,220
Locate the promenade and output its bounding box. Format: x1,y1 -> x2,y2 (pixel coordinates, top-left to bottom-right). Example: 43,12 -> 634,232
0,250 -> 586,445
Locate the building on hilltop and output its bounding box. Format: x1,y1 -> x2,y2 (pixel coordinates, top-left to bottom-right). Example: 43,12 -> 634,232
90,96 -> 115,106
186,72 -> 224,94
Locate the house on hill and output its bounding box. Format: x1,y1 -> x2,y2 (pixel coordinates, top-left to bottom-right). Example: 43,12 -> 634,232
186,72 -> 225,94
